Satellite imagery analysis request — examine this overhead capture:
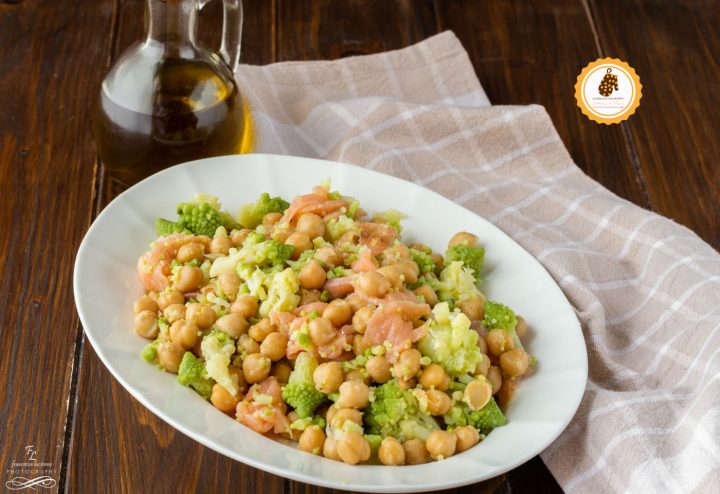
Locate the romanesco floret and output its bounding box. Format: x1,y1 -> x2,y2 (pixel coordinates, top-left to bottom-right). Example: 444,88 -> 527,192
445,243 -> 485,285
281,352 -> 326,418
259,267 -> 300,317
288,249 -> 316,272
177,352 -> 214,400
410,248 -> 437,275
155,218 -> 183,237
201,329 -> 239,396
364,380 -> 439,441
209,237 -> 294,277
435,260 -> 482,306
417,302 -> 482,376
237,192 -> 290,229
174,201 -> 228,237
483,300 -> 523,350
443,397 -> 506,434
141,338 -> 161,364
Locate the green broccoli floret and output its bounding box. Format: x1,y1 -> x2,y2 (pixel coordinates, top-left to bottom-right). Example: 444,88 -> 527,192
443,397 -> 506,434
155,218 -> 183,237
237,192 -> 290,229
445,243 -> 485,284
418,303 -> 483,376
282,352 -> 326,418
483,300 -> 522,350
410,248 -> 438,275
177,352 -> 214,400
141,338 -> 161,364
364,380 -> 439,441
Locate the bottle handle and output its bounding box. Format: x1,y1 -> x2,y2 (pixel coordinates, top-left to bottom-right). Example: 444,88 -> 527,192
206,0 -> 243,72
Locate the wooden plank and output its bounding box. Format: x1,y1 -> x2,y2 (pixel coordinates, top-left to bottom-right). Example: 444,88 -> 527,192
436,0 -> 652,209
0,0 -> 115,487
65,1 -> 284,493
590,0 -> 720,248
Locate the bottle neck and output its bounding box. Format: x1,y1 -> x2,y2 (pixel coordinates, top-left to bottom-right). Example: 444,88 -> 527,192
146,0 -> 198,47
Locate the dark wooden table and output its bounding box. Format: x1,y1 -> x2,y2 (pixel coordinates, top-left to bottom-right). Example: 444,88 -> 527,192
1,0 -> 718,492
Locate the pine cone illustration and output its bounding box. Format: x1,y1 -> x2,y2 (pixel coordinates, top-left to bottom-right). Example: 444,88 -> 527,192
598,68 -> 619,96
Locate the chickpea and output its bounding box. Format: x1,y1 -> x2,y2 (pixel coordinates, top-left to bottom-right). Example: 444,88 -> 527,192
516,315 -> 528,340
216,313 -> 249,339
271,362 -> 292,383
344,369 -> 371,386
323,436 -> 341,461
345,293 -> 367,314
330,408 -> 363,429
285,231 -> 312,260
262,212 -> 283,229
426,430 -> 456,460
403,439 -> 430,465
309,317 -> 336,346
211,383 -> 240,413
464,378 -> 493,411
157,340 -> 184,373
414,285 -> 438,306
299,289 -> 322,305
218,271 -> 241,301
393,258 -> 419,285
170,320 -> 200,349
230,228 -> 252,247
176,242 -> 205,263
134,295 -> 158,314
486,328 -> 516,356
210,236 -> 232,255
299,261 -> 327,290
500,348 -> 530,377
448,231 -> 478,248
134,310 -> 159,339
454,425 -> 480,453
314,246 -> 343,268
298,425 -> 326,455
324,299 -> 351,327
426,389 -> 452,416
336,431 -> 371,465
313,362 -> 344,394
186,302 -> 216,329
336,380 -> 370,409
230,295 -> 259,319
351,305 -> 375,334
175,266 -> 204,293
260,332 -> 288,361
365,355 -> 392,383
431,253 -> 444,271
228,365 -> 247,396
381,244 -> 410,264
474,354 -> 491,376
394,349 -> 422,381
242,353 -> 271,384
163,303 -> 186,324
157,289 -> 184,311
457,295 -> 485,320
498,377 -> 519,408
271,227 -> 293,244
419,363 -> 450,391
249,318 -> 276,343
476,335 -> 488,355
238,333 -> 260,356
296,213 -> 326,240
487,365 -> 502,394
376,265 -> 404,289
356,271 -> 390,298
378,437 -> 405,466
353,337 -> 370,360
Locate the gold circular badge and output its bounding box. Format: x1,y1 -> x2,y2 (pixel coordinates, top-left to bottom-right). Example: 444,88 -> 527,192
575,58 -> 642,124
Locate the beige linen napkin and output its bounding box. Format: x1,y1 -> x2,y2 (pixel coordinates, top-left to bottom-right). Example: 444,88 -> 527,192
235,31 -> 720,493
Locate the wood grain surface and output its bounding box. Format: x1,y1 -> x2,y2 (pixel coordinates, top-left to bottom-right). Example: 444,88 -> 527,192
0,0 -> 717,493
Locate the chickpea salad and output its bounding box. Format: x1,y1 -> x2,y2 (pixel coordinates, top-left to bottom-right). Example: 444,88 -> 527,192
133,182 -> 535,465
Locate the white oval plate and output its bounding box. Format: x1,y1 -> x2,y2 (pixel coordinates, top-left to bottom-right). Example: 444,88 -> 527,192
74,153 -> 587,492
